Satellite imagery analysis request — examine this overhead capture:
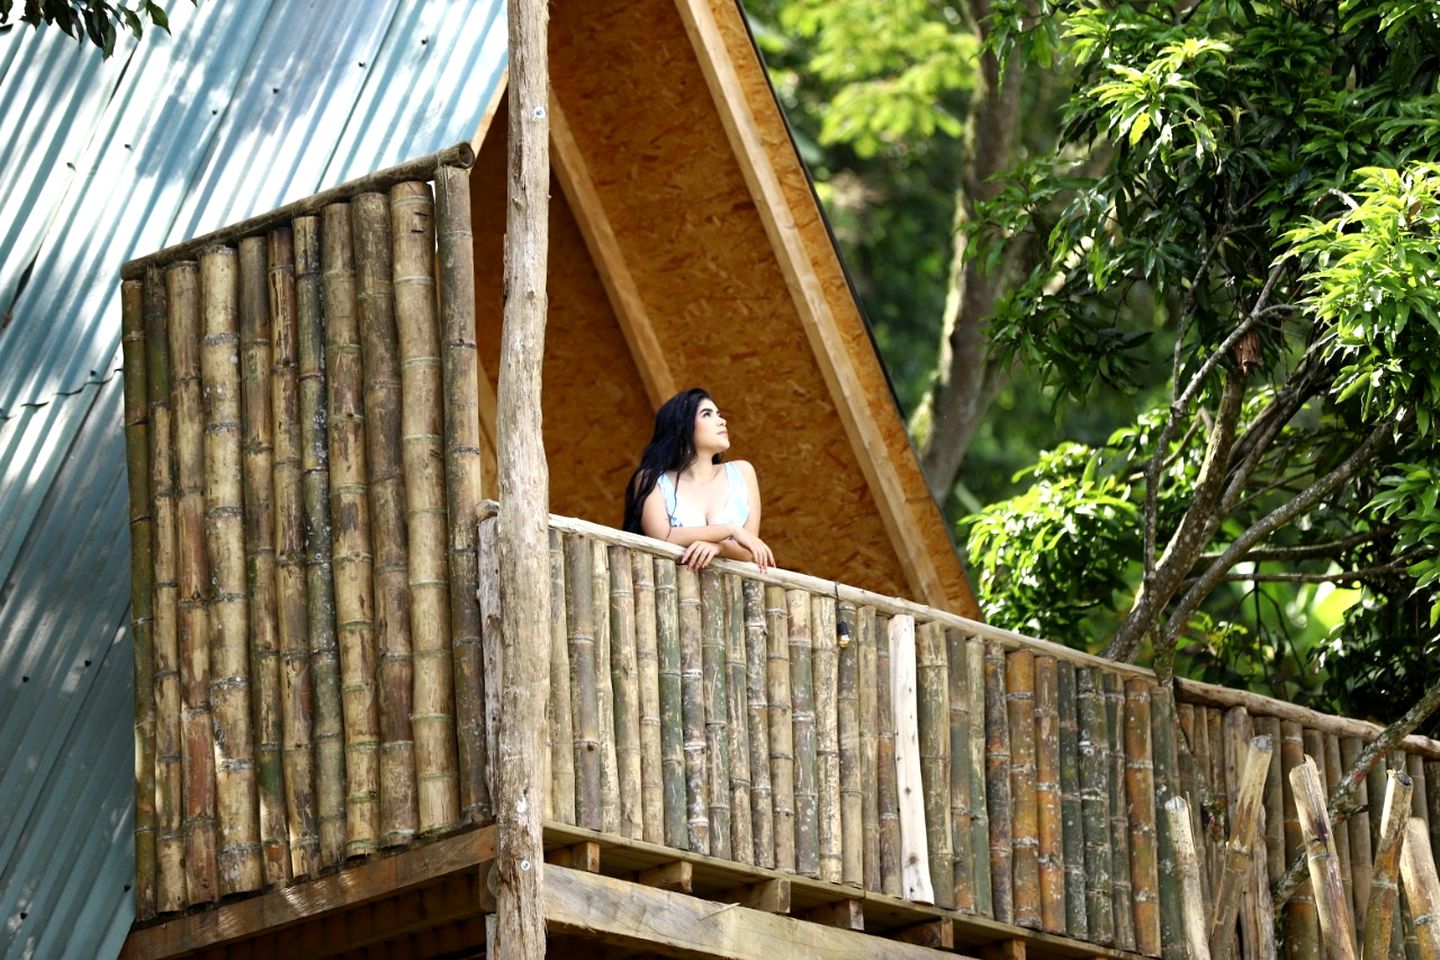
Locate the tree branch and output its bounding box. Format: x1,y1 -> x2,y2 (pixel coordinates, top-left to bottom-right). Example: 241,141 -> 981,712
1197,560 -> 1419,585
1193,526 -> 1399,566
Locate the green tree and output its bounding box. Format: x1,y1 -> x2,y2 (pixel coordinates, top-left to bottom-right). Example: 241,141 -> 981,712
0,0 -> 173,58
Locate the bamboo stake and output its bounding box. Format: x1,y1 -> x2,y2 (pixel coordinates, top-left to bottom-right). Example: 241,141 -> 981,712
837,600 -> 862,886
984,640 -> 1014,921
390,181 -> 459,837
860,607 -> 880,892
610,546 -> 644,840
1281,720 -> 1321,960
1208,710 -> 1229,901
1190,706 -> 1217,896
1328,734 -> 1356,922
1166,796 -> 1212,960
267,227 -> 319,879
745,580 -> 774,869
789,589 -> 819,877
1292,755 -> 1360,960
293,217 -> 345,866
565,535 -> 600,829
594,543 -> 619,835
1107,672 -> 1137,951
1079,667 -> 1115,945
1409,756 -> 1430,833
635,551 -> 663,844
892,616 -> 935,904
1258,717 -> 1286,886
1153,686 -> 1185,960
435,162 -> 486,826
949,628 -> 976,913
727,576 -> 754,865
1343,737 -> 1375,928
701,569 -> 732,858
679,566 -> 709,853
147,269 -> 185,913
123,278 -> 158,919
1210,735 -> 1274,960
969,637 -> 993,917
766,584 -> 795,871
812,597 -> 841,883
477,521 -> 501,816
877,614 -> 902,896
918,621 -> 954,908
548,529 -> 575,825
1179,704 -> 1212,908
1400,818 -> 1440,960
321,204 -> 381,856
1365,771 -> 1415,960
1059,659 -> 1088,937
1009,649 -> 1041,928
655,561 -> 684,847
1427,762 -> 1440,857
1125,679 -> 1161,957
1221,709 -> 1258,960
1035,656 -> 1066,934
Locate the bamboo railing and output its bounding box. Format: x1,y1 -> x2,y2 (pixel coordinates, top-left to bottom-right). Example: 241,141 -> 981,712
122,147 -> 1440,960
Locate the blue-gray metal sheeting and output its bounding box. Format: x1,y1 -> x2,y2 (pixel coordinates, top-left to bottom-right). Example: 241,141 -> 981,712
0,3 -> 505,956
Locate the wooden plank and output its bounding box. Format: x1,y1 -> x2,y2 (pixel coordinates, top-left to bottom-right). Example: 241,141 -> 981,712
800,898 -> 865,931
890,615 -> 935,904
638,860 -> 696,894
717,878 -> 792,914
549,841 -> 602,873
896,919 -> 955,950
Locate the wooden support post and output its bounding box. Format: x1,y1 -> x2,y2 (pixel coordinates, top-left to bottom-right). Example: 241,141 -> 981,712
547,841 -> 601,873
800,898 -> 864,931
717,878 -> 792,914
981,937 -> 1028,960
896,919 -> 955,949
637,861 -> 694,894
493,0 -> 552,955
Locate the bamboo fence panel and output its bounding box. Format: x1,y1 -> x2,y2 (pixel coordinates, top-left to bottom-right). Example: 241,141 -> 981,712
948,628 -> 976,913
917,621 -> 954,908
701,569 -> 732,858
877,614 -> 901,896
1166,796 -> 1211,960
1280,719 -> 1320,960
1210,735 -> 1272,960
609,546 -> 644,840
860,607 -> 881,892
726,576 -> 754,865
1106,672 -> 1136,951
123,278 -> 158,919
391,181 -> 459,837
321,204 -> 382,857
1124,679 -> 1161,957
435,164 -> 487,826
1008,649 -> 1040,928
764,584 -> 794,870
267,227 -> 320,879
678,566 -> 709,853
1292,756 -> 1360,960
593,542 -> 620,835
968,637 -> 993,917
1035,655 -> 1065,934
635,552 -> 664,845
789,589 -> 820,877
1151,686 -> 1184,960
238,237 -> 289,884
1222,709 -> 1260,960
565,536 -> 601,830
656,561 -> 686,848
985,639 -> 1013,923
548,530 -> 575,825
836,601 -> 862,886
1079,667 -> 1115,945
1343,736 -> 1375,927
744,580 -> 774,868
294,217 -> 346,866
1365,771 -> 1414,960
812,596 -> 841,882
1059,659 -> 1087,938
168,260 -> 220,905
147,268 -> 185,913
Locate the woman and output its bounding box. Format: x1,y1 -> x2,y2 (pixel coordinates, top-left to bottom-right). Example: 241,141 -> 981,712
623,388 -> 775,572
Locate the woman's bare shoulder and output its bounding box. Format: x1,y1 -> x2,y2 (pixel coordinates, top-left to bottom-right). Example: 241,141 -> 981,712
729,459 -> 757,476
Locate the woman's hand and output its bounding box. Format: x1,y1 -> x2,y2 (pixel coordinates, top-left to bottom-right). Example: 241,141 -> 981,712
729,528 -> 775,573
680,540 -> 720,571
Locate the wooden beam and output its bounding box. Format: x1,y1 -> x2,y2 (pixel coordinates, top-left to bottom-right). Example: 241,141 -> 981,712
896,919 -> 955,950
550,95 -> 678,409
638,860 -> 695,893
717,878 -> 792,914
983,940 -> 1029,960
799,898 -> 865,931
549,840 -> 603,873
543,863 -> 955,959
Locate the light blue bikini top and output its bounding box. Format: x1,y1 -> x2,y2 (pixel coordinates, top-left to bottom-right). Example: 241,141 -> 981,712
656,462 -> 750,528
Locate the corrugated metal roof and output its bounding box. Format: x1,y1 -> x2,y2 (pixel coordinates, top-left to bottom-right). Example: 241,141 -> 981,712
0,3 -> 506,956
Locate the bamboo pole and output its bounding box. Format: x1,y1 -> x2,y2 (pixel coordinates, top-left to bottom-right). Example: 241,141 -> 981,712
877,614 -> 902,896
701,569 -> 732,858
1427,762 -> 1440,857
1364,771 -> 1415,960
635,551 -> 663,844
892,616 -> 935,904
565,535 -> 600,829
123,278 -> 158,919
1292,755 -> 1360,960
434,161 -> 486,826
811,596 -> 840,883
1153,685 -> 1185,960
147,269 -> 185,913
860,607 -> 881,892
476,520 -> 503,826
1258,717 -> 1286,886
1207,710 -> 1228,899
1400,818 -> 1440,960
548,529 -> 574,824
1190,706 -> 1217,895
610,546 -> 644,840
985,640 -> 1014,922
1107,672 -> 1137,951
1343,737 -> 1375,928
727,576 -> 754,865
1328,734 -> 1357,921
789,589 -> 819,877
321,204 -> 382,856
1281,720 -> 1321,960
1409,756 -> 1430,833
745,580 -> 774,869
679,566 -> 709,853
765,584 -> 795,871
1221,709 -> 1257,960
1166,796 -> 1212,960
1059,659 -> 1087,937
293,217 -> 345,866
949,627 -> 976,913
1079,667 -> 1115,945
238,237 -> 289,884
656,561 -> 685,848
837,600 -> 862,886
1210,735 -> 1274,960
1035,656 -> 1066,934
1178,704 -> 1211,908
917,621 -> 954,908
1125,679 -> 1161,957
1009,649 -> 1041,928
594,543 -> 619,835
390,180 -> 460,837
969,637 -> 993,917
267,226 -> 320,878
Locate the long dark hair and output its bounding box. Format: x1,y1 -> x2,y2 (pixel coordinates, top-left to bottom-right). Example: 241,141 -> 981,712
623,388 -> 722,533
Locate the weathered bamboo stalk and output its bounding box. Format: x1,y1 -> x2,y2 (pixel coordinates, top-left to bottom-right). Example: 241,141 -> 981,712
634,551 -> 663,844
1427,762 -> 1440,858
701,569 -> 732,858
968,637 -> 993,917
267,227 -> 320,879
293,217 -> 345,865
655,560 -> 685,848
123,278 -> 158,919
1343,736 -> 1375,928
727,576 -> 753,865
789,589 -> 819,877
1221,709 -> 1258,960
1257,717 -> 1286,887
1059,659 -> 1087,937
1409,755 -> 1430,833
1166,796 -> 1212,960
1125,679 -> 1161,957
679,566 -> 709,853
1210,735 -> 1273,960
1009,649 -> 1041,928
837,601 -> 862,887
860,607 -> 881,892
984,640 -> 1014,922
1034,656 -> 1065,933
949,628 -> 976,913
917,621 -> 954,908
892,616 -> 935,904
1153,685 -> 1185,960
1107,672 -> 1137,951
565,535 -> 601,829
1327,734 -> 1356,921
766,584 -> 796,871
1292,755 -> 1360,960
609,546 -> 644,840
1280,720 -> 1321,960
321,204 -> 381,856
1079,667 -> 1115,944
390,181 -> 460,837
1178,704 -> 1211,907
1400,818 -> 1440,960
547,529 -> 574,824
745,580 -> 774,869
811,596 -> 842,883
147,269 -> 185,913
877,615 -> 902,896
593,542 -> 620,835
1202,710 -> 1225,898
1364,771 -> 1414,960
